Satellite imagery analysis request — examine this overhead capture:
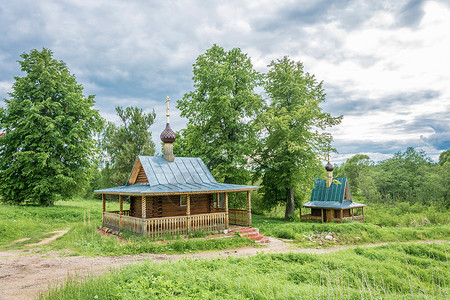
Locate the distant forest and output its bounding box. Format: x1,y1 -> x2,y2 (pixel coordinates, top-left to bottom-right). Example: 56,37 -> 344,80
334,147 -> 449,208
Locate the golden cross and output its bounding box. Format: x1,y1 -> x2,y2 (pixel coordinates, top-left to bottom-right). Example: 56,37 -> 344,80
166,96 -> 170,123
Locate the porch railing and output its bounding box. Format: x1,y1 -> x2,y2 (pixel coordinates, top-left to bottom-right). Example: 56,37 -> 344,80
103,211 -> 227,237
300,214 -> 364,223
300,214 -> 323,222
228,209 -> 249,226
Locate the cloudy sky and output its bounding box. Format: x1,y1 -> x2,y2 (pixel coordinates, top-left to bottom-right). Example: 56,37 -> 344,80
1,0 -> 449,164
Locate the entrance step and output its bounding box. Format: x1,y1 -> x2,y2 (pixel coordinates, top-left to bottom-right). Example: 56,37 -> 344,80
230,227 -> 270,245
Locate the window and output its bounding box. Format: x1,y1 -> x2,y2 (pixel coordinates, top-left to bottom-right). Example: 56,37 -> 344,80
180,195 -> 187,206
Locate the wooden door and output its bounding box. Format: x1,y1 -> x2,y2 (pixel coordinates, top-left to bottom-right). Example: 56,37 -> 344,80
326,209 -> 332,222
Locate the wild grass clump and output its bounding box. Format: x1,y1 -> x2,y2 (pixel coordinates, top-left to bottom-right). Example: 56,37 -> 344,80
40,242 -> 449,299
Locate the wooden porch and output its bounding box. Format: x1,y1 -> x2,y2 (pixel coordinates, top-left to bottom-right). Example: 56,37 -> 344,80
103,209 -> 249,237
101,191 -> 252,237
300,207 -> 365,223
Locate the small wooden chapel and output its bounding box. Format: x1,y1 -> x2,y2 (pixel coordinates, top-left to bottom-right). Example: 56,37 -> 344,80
95,98 -> 258,236
300,162 -> 366,223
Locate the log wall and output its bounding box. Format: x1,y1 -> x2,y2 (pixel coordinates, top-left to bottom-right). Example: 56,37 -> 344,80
129,194 -> 214,218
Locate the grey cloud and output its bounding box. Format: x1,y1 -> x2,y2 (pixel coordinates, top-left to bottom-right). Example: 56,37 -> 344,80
332,138 -> 423,156
323,87 -> 440,116
396,0 -> 426,28
409,112 -> 450,150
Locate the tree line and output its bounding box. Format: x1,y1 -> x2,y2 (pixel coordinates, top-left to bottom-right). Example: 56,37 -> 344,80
335,148 -> 450,208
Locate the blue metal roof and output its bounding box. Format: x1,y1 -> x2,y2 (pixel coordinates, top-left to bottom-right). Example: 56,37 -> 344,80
305,177 -> 366,209
95,156 -> 258,195
310,178 -> 348,202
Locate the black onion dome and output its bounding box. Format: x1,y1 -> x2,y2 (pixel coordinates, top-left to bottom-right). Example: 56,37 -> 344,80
325,161 -> 334,172
160,123 -> 176,143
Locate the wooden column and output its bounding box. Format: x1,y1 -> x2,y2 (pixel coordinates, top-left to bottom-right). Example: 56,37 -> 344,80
247,191 -> 252,227
351,208 -> 354,220
119,195 -> 123,230
102,194 -> 106,226
340,209 -> 343,223
216,193 -> 219,209
299,207 -> 302,220
142,195 -> 147,235
321,209 -> 323,223
187,194 -> 191,232
362,207 -> 365,222
225,192 -> 229,229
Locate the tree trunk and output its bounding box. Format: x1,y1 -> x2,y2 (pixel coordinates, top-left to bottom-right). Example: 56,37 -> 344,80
284,188 -> 295,221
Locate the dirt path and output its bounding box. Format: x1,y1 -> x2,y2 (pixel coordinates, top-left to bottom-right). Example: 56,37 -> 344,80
0,238 -> 447,300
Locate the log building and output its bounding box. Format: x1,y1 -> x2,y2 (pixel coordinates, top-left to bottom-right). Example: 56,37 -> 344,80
300,162 -> 366,223
95,97 -> 258,236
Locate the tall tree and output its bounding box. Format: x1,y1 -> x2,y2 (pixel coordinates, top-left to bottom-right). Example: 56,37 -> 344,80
336,154 -> 372,192
0,48 -> 103,205
102,106 -> 156,186
254,56 -> 342,220
177,45 -> 263,184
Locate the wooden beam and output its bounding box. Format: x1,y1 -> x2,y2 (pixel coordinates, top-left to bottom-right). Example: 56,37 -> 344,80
119,195 -> 123,230
127,158 -> 142,185
142,195 -> 147,235
247,191 -> 252,227
225,192 -> 229,229
187,194 -> 191,232
142,195 -> 146,219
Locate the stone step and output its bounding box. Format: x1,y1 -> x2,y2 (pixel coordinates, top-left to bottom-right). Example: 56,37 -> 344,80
231,227 -> 270,245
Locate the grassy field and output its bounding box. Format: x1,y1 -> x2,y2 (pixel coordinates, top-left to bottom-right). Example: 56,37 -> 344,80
253,202 -> 450,248
1,198 -> 449,255
0,198 -> 254,255
39,242 -> 449,299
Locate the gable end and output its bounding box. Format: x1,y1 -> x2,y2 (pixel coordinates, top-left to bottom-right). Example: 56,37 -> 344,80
127,158 -> 149,185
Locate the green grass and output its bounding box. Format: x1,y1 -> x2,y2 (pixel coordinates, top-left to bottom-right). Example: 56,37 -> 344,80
39,242 -> 449,299
253,202 -> 450,247
0,198 -> 104,246
0,198 -> 254,255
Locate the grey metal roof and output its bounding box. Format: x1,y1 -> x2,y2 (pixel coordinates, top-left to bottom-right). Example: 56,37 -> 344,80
96,156 -> 258,195
303,200 -> 366,209
138,156 -> 217,186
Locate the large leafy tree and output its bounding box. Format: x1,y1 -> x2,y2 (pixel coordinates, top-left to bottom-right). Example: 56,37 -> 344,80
102,106 -> 156,186
0,48 -> 103,205
177,45 -> 263,184
335,154 -> 372,192
254,56 -> 342,220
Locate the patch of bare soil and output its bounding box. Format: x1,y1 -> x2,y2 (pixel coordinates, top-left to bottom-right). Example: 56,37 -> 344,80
0,238 -> 446,300
27,229 -> 70,247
